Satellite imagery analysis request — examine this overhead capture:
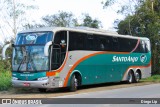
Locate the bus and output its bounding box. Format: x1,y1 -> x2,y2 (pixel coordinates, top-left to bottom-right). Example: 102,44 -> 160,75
10,27 -> 151,92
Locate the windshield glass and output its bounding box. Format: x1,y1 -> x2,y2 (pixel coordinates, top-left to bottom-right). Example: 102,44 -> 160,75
12,31 -> 53,72
12,45 -> 50,71
15,32 -> 53,45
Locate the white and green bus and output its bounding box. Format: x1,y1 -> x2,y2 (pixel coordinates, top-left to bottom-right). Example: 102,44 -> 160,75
10,27 -> 151,92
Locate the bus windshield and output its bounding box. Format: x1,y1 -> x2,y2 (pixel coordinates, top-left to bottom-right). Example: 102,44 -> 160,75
12,32 -> 53,72
15,32 -> 53,45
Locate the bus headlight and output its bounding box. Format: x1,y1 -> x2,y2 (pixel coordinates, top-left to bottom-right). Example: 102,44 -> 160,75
37,77 -> 48,81
12,77 -> 18,80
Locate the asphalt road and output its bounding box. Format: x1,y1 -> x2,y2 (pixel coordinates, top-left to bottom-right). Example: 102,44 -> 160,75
57,83 -> 160,98
1,83 -> 160,107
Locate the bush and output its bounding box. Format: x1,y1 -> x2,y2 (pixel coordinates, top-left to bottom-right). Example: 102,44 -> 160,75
0,60 -> 11,72
0,71 -> 12,91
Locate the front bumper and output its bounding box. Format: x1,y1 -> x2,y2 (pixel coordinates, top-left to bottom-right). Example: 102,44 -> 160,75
12,79 -> 50,88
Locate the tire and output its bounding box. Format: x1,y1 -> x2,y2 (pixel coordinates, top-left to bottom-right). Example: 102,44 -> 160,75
134,71 -> 141,83
38,88 -> 46,92
69,74 -> 78,92
127,71 -> 134,84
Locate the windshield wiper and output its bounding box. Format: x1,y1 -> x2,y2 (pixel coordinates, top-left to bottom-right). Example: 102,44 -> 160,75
17,46 -> 27,72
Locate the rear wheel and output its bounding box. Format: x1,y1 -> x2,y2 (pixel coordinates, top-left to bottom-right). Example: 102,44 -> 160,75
69,74 -> 78,92
135,71 -> 141,82
127,71 -> 134,84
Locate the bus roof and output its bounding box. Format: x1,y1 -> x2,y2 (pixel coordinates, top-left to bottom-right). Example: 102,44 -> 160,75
18,27 -> 149,40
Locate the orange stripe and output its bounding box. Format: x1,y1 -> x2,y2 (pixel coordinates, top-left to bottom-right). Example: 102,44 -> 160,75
63,51 -> 130,87
46,52 -> 68,76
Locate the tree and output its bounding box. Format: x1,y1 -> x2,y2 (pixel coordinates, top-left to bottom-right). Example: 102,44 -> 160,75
81,14 -> 102,28
0,0 -> 37,39
23,23 -> 45,29
103,0 -> 160,74
42,11 -> 78,27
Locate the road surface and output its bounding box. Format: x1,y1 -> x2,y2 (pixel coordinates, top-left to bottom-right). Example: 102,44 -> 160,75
1,83 -> 160,107
57,83 -> 160,98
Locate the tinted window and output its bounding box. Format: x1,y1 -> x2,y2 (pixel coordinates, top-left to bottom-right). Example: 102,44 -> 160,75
97,35 -> 112,51
145,40 -> 151,52
86,35 -> 95,50
68,32 -> 148,53
69,32 -> 86,51
112,37 -> 119,51
119,38 -> 137,52
134,40 -> 149,53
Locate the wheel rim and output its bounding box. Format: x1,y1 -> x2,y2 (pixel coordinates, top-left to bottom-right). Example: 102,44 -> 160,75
128,72 -> 132,83
74,77 -> 78,88
135,72 -> 140,82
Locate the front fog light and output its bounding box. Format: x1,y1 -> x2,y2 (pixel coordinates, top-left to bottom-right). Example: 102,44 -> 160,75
37,77 -> 48,81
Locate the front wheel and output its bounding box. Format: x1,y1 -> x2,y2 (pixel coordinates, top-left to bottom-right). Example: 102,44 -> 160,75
69,74 -> 78,92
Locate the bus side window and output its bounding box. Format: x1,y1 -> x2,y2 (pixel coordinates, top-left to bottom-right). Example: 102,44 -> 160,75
134,40 -> 147,53
119,38 -> 137,52
105,36 -> 112,51
141,41 -> 146,53
96,35 -> 112,51
112,37 -> 119,52
119,38 -> 129,52
145,40 -> 151,52
69,32 -> 85,51
86,34 -> 94,50
77,34 -> 85,50
98,37 -> 107,51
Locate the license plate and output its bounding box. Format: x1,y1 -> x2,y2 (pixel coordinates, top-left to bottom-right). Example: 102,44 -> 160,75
23,83 -> 30,87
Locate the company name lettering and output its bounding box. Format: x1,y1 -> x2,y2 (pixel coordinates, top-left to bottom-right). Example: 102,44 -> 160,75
112,56 -> 138,62
20,74 -> 34,76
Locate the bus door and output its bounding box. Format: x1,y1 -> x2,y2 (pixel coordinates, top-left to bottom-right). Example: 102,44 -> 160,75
51,31 -> 67,70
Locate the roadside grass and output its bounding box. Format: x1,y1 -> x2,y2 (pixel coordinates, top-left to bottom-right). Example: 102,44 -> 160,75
0,71 -> 12,91
141,75 -> 160,82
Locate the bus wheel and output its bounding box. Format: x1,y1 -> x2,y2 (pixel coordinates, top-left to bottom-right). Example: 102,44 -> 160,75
69,74 -> 78,92
38,88 -> 46,92
127,71 -> 134,84
135,71 -> 141,83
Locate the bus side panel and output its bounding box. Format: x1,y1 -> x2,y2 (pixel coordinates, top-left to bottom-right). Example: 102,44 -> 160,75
66,51 -> 151,86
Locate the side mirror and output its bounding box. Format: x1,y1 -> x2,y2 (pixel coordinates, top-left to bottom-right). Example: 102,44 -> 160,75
2,43 -> 11,60
44,41 -> 52,56
12,44 -> 15,47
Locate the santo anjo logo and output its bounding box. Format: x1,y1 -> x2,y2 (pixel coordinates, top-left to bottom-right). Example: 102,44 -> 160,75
140,54 -> 147,63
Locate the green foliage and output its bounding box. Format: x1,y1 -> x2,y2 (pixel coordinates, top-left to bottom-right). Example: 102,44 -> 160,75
118,0 -> 160,74
0,71 -> 12,91
103,0 -> 144,15
0,43 -> 12,91
102,0 -> 117,8
81,14 -> 102,28
29,11 -> 102,29
0,60 -> 11,72
104,0 -> 160,74
42,11 -> 78,27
